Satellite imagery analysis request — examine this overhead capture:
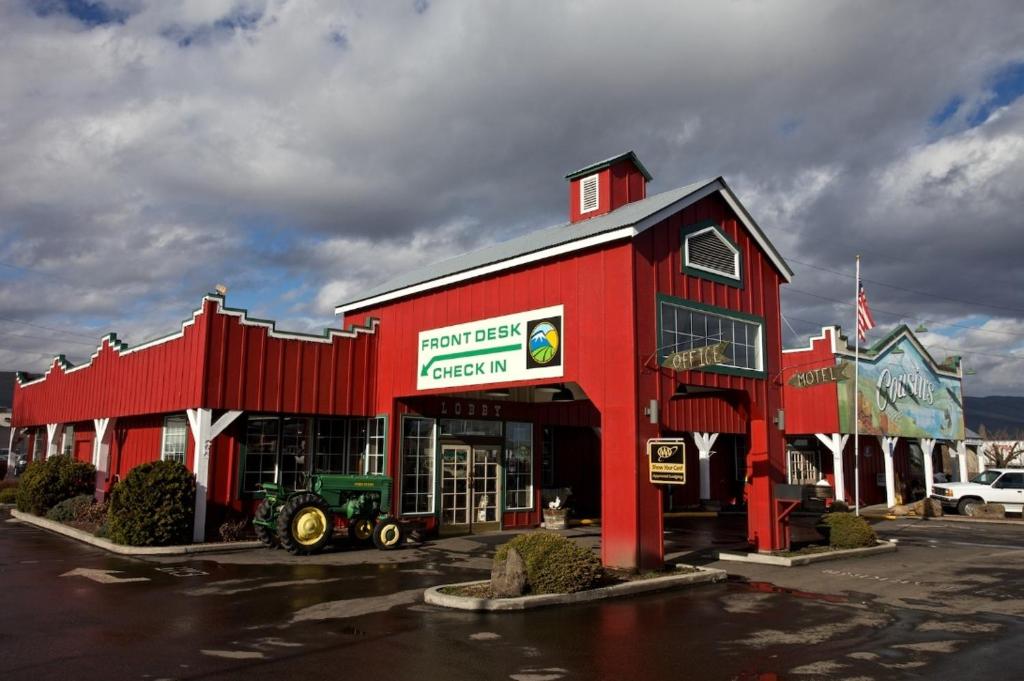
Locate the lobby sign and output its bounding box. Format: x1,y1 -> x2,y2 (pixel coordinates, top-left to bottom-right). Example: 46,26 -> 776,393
417,305 -> 564,390
662,341 -> 731,372
647,439 -> 687,484
837,339 -> 964,440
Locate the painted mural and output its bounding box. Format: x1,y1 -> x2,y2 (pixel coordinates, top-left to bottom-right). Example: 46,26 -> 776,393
837,336 -> 964,440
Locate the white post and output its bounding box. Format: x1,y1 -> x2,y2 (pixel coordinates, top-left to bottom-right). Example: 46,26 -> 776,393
815,433 -> 850,503
693,432 -> 719,501
186,409 -> 243,543
7,428 -> 21,471
854,255 -> 861,514
920,438 -> 936,499
45,423 -> 61,458
878,435 -> 899,508
976,443 -> 987,473
955,440 -> 968,483
93,418 -> 115,496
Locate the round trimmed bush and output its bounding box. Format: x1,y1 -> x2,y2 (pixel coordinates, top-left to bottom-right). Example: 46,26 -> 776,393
824,512 -> 877,549
15,455 -> 95,516
108,460 -> 196,546
494,532 -> 603,594
45,494 -> 96,522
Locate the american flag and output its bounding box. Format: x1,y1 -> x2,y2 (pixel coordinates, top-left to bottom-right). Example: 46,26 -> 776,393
857,281 -> 876,342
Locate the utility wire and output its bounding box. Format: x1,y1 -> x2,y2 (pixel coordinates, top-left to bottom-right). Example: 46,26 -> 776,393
783,255 -> 1024,315
0,315 -> 101,341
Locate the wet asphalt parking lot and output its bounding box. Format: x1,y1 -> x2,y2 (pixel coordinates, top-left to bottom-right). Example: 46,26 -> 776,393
1,510 -> 1022,681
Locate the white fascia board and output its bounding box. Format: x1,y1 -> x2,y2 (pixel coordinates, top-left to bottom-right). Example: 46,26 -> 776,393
336,226 -> 638,315
783,326 -> 839,354
833,328 -> 961,379
716,186 -> 794,283
16,296 -> 380,388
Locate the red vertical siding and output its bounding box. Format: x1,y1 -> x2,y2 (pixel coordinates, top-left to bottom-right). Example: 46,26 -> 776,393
780,328 -> 842,434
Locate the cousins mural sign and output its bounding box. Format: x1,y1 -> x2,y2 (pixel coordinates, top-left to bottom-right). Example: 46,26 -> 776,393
837,336 -> 964,440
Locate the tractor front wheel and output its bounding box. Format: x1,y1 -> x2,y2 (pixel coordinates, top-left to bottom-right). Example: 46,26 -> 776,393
348,517 -> 375,545
277,493 -> 333,555
254,499 -> 279,549
372,517 -> 405,550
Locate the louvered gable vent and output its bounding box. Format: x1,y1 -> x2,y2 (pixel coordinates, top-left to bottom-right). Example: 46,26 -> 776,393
580,174 -> 599,213
686,227 -> 739,279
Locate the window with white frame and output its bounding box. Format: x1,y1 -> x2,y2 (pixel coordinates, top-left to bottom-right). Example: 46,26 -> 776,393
62,425 -> 74,456
161,415 -> 188,464
505,422 -> 534,510
579,173 -> 599,213
659,297 -> 763,373
401,416 -> 435,514
787,448 -> 822,485
684,226 -> 740,280
366,416 -> 386,475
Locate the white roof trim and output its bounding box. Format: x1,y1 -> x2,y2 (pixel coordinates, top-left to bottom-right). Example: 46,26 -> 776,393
783,326 -> 839,354
16,296 -> 380,388
336,226 -> 638,315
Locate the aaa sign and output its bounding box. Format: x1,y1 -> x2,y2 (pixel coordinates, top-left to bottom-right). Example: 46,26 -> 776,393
647,439 -> 686,484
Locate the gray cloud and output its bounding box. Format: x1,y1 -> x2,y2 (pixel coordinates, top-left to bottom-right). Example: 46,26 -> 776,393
2,1 -> 1023,396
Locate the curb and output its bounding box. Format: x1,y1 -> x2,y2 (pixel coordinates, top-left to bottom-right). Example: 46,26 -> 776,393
716,540 -> 898,567
903,514 -> 1023,527
10,510 -> 262,556
424,565 -> 727,611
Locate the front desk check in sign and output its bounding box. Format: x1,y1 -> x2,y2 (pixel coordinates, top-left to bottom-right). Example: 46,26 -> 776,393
417,305 -> 564,390
648,439 -> 686,484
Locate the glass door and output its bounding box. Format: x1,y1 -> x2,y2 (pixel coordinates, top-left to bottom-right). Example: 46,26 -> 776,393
440,444 -> 501,534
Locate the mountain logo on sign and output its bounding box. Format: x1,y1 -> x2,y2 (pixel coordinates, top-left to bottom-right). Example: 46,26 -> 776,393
526,318 -> 561,368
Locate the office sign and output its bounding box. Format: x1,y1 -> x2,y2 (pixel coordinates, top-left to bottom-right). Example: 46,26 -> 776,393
647,439 -> 687,484
417,305 -> 564,390
662,341 -> 731,372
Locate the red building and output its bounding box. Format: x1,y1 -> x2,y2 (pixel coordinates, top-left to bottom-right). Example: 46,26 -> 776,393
11,151 -> 794,569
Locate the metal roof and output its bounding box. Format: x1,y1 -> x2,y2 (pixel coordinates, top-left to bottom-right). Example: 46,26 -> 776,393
564,150 -> 653,181
337,177 -> 793,314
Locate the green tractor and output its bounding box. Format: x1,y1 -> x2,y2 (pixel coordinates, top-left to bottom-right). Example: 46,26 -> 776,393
253,474 -> 405,555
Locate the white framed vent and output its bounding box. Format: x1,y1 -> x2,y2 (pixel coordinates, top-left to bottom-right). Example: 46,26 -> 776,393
684,227 -> 740,280
579,173 -> 599,214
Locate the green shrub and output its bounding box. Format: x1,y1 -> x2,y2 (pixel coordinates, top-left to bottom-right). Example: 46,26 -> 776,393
45,494 -> 96,522
494,532 -> 603,594
108,460 -> 196,546
15,455 -> 96,516
824,512 -> 877,549
0,487 -> 18,504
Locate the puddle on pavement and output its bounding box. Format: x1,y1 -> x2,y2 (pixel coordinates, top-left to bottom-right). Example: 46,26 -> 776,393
729,576 -> 848,604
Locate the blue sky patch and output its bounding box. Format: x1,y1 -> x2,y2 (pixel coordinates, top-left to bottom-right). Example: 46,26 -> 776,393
931,62 -> 1024,129
29,0 -> 130,26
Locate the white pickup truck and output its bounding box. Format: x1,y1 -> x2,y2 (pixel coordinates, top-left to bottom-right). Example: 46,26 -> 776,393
931,468 -> 1024,515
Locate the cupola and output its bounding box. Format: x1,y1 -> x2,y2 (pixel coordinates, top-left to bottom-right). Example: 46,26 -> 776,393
565,151 -> 652,223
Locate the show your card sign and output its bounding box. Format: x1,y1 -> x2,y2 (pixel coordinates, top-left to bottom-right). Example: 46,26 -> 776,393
648,439 -> 686,484
417,305 -> 564,390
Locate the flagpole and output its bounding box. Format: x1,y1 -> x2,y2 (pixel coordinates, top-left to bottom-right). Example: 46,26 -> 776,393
854,255 -> 861,516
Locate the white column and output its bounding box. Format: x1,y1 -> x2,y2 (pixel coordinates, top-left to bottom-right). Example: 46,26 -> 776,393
92,418 -> 115,494
920,438 -> 936,499
815,433 -> 850,503
955,440 -> 968,483
186,409 -> 243,543
693,432 -> 719,501
975,444 -> 987,473
45,423 -> 62,458
878,435 -> 899,508
7,428 -> 22,471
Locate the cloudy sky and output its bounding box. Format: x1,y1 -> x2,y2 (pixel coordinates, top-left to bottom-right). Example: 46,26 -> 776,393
2,0 -> 1023,397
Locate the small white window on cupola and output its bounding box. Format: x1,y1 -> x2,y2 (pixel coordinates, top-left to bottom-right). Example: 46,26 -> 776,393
684,227 -> 740,280
579,174 -> 599,214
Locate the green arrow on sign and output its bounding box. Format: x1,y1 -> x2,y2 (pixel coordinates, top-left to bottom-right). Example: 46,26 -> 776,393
420,343 -> 522,377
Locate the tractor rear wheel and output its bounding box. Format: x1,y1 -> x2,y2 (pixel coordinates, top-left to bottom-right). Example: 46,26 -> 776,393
277,493 -> 333,555
254,499 -> 279,549
348,517 -> 375,545
372,517 -> 405,550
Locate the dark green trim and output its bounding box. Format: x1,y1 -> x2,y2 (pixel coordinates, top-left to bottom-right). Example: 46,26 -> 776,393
837,323 -> 961,375
680,220 -> 744,289
399,414 -> 439,517
564,150 -> 653,181
655,292 -> 767,379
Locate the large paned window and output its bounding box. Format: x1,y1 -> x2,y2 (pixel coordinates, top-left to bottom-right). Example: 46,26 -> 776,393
347,419 -> 368,474
314,418 -> 348,474
62,425 -> 74,456
161,415 -> 188,464
401,416 -> 435,514
243,416 -> 280,493
279,417 -> 311,491
787,447 -> 822,485
659,295 -> 763,374
505,422 -> 534,510
366,417 -> 386,475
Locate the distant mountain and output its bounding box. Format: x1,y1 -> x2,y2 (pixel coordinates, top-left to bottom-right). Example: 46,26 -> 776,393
0,371 -> 16,409
964,396 -> 1024,437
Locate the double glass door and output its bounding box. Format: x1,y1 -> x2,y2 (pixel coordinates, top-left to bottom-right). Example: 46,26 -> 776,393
441,444 -> 501,533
